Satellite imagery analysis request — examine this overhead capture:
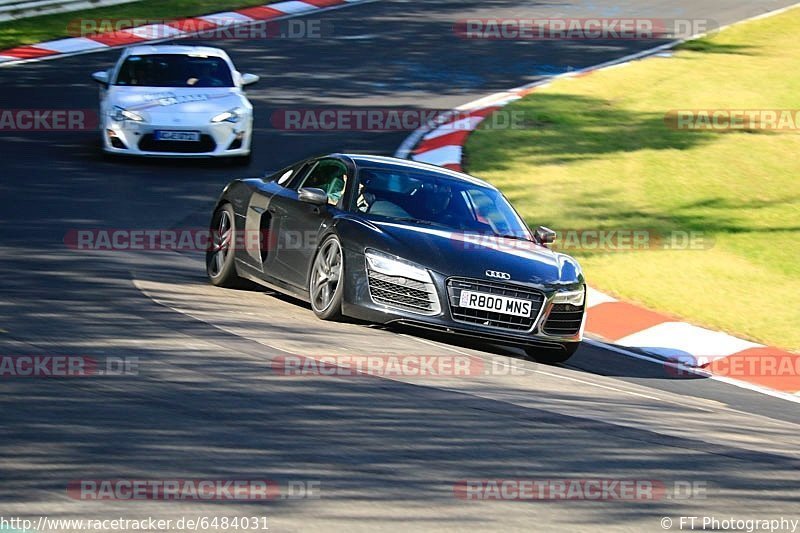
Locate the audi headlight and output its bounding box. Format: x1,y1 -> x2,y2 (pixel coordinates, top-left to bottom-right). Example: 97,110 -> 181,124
365,249 -> 432,283
211,107 -> 243,123
112,106 -> 144,122
552,288 -> 585,307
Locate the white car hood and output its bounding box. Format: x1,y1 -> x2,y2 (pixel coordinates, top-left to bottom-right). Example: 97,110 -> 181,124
106,86 -> 246,121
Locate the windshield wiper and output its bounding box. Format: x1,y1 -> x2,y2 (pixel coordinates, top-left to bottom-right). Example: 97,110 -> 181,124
497,233 -> 531,241
393,217 -> 436,226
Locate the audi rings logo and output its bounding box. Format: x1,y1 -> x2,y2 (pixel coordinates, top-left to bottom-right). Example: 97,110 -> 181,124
485,270 -> 511,280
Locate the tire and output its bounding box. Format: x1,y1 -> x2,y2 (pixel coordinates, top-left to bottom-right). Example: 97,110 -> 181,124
524,342 -> 581,364
206,203 -> 248,288
309,235 -> 345,321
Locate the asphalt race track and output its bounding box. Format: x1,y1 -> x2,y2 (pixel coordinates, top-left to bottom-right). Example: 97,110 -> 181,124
1,0 -> 799,531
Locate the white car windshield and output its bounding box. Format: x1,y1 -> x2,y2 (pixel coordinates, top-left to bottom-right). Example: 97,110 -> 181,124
115,54 -> 234,88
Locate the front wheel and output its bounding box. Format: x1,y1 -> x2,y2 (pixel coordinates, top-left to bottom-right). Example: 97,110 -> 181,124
524,342 -> 580,364
309,235 -> 345,321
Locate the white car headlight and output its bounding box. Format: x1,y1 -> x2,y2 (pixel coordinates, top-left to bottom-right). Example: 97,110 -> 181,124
211,107 -> 244,123
112,106 -> 144,122
365,249 -> 433,284
552,289 -> 585,307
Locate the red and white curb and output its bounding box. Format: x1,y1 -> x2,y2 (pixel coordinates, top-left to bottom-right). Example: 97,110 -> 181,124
0,0 -> 372,66
585,290 -> 800,395
396,5 -> 800,399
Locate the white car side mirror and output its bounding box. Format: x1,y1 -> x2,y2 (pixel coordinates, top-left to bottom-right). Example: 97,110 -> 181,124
91,71 -> 109,85
241,73 -> 260,86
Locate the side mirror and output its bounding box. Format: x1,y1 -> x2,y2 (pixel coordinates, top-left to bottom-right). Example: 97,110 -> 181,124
535,226 -> 557,245
298,187 -> 328,206
241,73 -> 259,86
91,71 -> 109,85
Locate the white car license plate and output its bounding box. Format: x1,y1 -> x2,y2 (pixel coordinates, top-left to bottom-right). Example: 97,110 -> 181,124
458,290 -> 532,318
155,130 -> 200,142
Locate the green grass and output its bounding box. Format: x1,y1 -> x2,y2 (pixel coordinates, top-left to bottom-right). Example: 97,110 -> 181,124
0,0 -> 279,49
466,7 -> 800,350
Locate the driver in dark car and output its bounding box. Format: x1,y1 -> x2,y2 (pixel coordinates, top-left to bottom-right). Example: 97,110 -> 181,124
356,171 -> 412,218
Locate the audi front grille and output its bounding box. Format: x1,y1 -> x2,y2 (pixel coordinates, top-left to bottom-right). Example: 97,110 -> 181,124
446,277 -> 545,331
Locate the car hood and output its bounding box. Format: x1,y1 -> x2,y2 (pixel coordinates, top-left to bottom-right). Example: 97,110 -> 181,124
106,86 -> 246,121
363,220 -> 583,287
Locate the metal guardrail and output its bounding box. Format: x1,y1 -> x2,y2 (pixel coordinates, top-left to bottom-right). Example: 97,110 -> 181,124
0,0 -> 141,23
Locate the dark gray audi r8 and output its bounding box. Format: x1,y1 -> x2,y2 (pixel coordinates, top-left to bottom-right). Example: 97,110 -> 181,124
207,154 -> 586,362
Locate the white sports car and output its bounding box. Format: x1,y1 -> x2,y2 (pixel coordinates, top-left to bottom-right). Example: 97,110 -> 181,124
91,45 -> 259,160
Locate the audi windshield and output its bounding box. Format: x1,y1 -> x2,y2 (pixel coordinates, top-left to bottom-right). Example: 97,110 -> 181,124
353,168 -> 532,239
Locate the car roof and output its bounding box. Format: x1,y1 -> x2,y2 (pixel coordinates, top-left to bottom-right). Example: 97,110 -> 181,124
339,154 -> 497,190
124,45 -> 230,59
